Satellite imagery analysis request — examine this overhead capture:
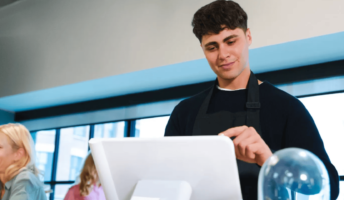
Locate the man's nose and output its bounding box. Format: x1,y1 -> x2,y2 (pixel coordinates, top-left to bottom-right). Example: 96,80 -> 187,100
218,46 -> 230,60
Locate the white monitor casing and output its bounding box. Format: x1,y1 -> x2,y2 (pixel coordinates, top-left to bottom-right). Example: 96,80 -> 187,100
89,136 -> 242,200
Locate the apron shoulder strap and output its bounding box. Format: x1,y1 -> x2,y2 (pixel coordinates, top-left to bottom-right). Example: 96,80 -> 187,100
246,71 -> 262,135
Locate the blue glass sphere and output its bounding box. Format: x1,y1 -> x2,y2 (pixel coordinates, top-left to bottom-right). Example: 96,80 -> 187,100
258,148 -> 330,200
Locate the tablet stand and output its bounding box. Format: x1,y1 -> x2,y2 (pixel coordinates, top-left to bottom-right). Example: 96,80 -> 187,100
130,180 -> 192,200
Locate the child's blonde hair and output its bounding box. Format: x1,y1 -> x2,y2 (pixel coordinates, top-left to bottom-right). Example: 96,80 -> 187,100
79,153 -> 99,196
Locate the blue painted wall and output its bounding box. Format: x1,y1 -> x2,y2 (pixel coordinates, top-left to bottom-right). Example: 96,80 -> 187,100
0,31 -> 343,112
0,109 -> 14,125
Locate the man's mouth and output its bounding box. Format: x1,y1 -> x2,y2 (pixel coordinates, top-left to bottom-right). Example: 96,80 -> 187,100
220,61 -> 235,69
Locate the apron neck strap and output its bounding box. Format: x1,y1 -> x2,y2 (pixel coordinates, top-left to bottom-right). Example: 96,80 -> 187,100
197,71 -> 261,115
246,71 -> 261,109
197,83 -> 215,116
246,71 -> 262,134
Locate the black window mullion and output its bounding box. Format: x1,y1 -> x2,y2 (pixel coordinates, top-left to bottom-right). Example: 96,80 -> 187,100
124,121 -> 129,137
49,128 -> 60,200
88,125 -> 95,151
127,120 -> 136,137
126,120 -> 130,137
89,124 -> 95,139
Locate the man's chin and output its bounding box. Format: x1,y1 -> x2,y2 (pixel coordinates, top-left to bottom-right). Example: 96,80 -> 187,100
218,66 -> 249,79
218,72 -> 240,81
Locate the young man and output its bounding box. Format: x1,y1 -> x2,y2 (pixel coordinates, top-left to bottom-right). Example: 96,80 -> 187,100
164,0 -> 339,199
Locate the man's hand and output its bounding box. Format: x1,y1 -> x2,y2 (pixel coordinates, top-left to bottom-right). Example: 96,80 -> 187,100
219,125 -> 272,166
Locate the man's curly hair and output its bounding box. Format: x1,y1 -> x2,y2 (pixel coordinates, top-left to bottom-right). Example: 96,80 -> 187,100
192,0 -> 248,43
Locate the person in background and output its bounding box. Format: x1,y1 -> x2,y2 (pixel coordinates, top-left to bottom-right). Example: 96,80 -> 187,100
0,123 -> 46,200
64,153 -> 105,200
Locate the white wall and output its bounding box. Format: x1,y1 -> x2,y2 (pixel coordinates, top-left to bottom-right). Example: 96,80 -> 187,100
0,0 -> 343,98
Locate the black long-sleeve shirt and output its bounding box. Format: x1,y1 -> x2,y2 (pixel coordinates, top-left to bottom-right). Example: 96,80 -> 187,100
165,81 -> 339,199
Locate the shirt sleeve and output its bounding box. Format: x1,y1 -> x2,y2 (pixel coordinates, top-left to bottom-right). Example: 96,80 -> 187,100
9,178 -> 44,200
63,187 -> 76,200
283,98 -> 339,200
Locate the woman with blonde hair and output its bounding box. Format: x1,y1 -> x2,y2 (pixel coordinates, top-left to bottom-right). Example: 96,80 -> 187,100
0,123 -> 46,200
64,152 -> 105,200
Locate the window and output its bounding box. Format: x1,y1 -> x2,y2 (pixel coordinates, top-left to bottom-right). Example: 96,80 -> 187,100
338,181 -> 344,200
31,122 -> 131,200
56,126 -> 90,181
37,152 -> 54,181
30,97 -> 343,200
134,116 -> 170,138
94,121 -> 126,138
300,93 -> 344,175
44,184 -> 52,200
73,126 -> 88,137
69,156 -> 83,180
31,130 -> 56,182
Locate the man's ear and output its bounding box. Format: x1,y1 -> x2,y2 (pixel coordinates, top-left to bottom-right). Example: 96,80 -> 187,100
246,28 -> 252,46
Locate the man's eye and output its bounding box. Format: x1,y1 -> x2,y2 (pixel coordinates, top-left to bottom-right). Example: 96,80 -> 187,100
207,47 -> 216,51
227,41 -> 235,45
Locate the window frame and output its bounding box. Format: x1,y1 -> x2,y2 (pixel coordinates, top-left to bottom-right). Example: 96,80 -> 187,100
33,115 -> 169,200
31,107 -> 344,200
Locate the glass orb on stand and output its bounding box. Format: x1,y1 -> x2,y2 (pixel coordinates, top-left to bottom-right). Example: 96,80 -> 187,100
258,148 -> 330,200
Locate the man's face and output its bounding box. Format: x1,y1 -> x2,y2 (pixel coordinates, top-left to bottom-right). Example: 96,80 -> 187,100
201,27 -> 252,82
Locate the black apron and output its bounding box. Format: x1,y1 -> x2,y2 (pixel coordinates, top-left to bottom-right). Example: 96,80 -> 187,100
192,71 -> 262,200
